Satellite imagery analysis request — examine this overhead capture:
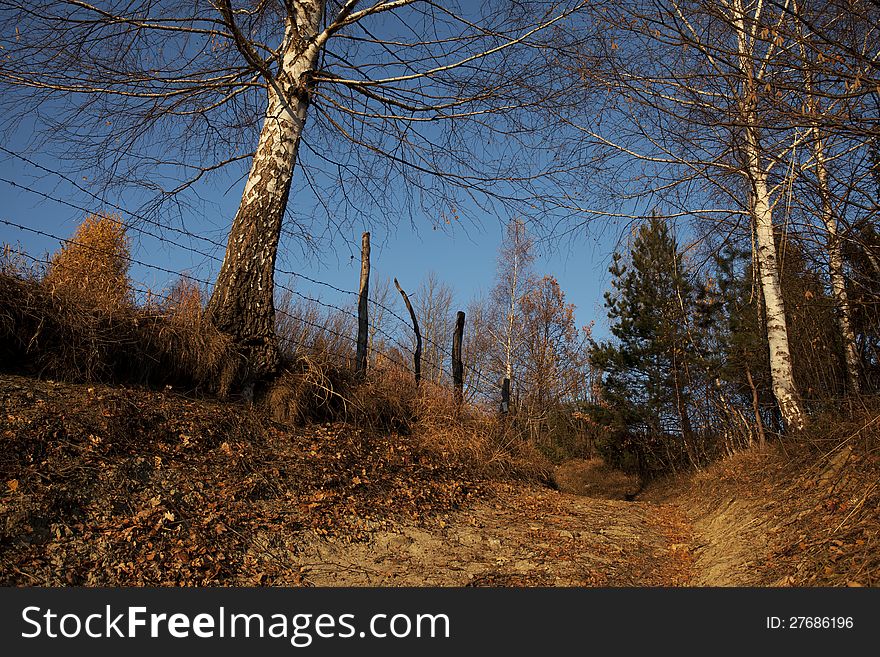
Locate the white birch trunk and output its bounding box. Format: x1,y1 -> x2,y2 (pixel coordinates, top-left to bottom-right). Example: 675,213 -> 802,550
792,0 -> 862,394
730,0 -> 807,430
814,132 -> 861,394
207,1 -> 325,384
747,143 -> 807,431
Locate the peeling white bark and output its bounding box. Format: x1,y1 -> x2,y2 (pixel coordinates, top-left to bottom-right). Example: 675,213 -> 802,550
791,0 -> 862,395
730,0 -> 806,430
814,130 -> 861,394
208,0 -> 326,381
750,160 -> 806,431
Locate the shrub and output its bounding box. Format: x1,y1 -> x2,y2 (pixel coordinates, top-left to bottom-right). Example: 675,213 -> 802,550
0,258 -> 138,381
264,355 -> 356,425
43,213 -> 132,313
139,277 -> 240,396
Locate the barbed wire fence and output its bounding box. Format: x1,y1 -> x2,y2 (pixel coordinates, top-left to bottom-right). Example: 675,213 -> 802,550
0,153 -> 500,407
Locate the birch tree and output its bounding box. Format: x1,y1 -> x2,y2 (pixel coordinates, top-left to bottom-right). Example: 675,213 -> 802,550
0,0 -> 586,387
488,218 -> 535,400
778,0 -> 880,395
557,0 -> 810,429
728,0 -> 806,429
789,0 -> 860,394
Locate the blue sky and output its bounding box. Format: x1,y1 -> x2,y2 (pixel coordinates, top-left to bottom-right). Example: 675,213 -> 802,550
0,2 -> 632,349
0,141 -> 620,344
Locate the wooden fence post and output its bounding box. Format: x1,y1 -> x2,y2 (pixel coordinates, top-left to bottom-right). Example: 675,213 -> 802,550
356,231 -> 370,379
394,277 -> 422,386
452,310 -> 465,406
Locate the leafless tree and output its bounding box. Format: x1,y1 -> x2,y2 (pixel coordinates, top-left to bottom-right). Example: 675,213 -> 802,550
415,270 -> 453,384
486,217 -> 535,401
367,275 -> 392,365
518,274 -> 589,407
0,0 -> 587,387
462,291 -> 491,402
557,0 -> 880,427
550,0 -> 858,429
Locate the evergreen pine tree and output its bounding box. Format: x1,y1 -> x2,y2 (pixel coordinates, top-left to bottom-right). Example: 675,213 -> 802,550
589,216 -> 696,473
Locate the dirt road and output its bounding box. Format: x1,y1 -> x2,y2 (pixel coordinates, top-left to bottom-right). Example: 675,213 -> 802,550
294,483 -> 694,586
6,374 -> 873,588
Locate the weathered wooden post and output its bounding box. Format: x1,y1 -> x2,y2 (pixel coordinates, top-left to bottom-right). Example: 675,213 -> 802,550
356,231 -> 370,379
394,277 -> 422,386
452,310 -> 465,407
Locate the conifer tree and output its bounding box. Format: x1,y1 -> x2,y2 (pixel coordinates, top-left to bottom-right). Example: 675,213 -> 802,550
589,216 -> 696,472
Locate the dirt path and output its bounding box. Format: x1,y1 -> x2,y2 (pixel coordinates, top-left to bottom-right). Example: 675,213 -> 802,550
3,375 -> 875,587
293,483 -> 694,586
294,457 -> 782,587
0,375 -> 712,587
681,494 -> 775,586
233,445 -> 880,588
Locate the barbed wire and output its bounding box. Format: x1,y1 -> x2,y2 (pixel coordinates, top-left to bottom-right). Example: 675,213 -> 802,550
5,238 -> 423,376
0,218 -> 497,403
0,197 -> 454,382
0,152 -> 493,384
0,147 -> 431,330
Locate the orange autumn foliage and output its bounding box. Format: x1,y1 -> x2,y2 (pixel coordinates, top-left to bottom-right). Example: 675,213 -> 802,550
44,213 -> 132,313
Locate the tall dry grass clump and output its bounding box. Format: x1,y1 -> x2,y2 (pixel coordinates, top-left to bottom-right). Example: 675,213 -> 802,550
265,355 -> 416,431
264,335 -> 550,481
43,213 -> 132,314
139,277 -> 240,396
351,361 -> 418,431
1,218 -> 239,390
1,245 -> 46,371
265,294 -> 360,423
265,355 -> 356,425
411,381 -> 551,481
1,221 -> 140,381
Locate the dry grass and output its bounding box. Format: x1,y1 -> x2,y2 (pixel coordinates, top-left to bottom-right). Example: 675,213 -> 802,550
2,222 -> 549,483
410,380 -> 552,482
351,363 -> 418,431
138,278 -> 240,397
43,213 -> 132,314
2,216 -> 241,394
551,457 -> 642,499
263,360 -> 550,482
0,255 -> 238,394
264,355 -> 357,425
642,404 -> 880,586
2,220 -> 138,382
0,264 -> 140,381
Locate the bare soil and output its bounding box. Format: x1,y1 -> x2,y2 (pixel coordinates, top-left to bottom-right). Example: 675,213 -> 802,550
295,484 -> 692,586
2,374 -> 877,587
642,440 -> 880,587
